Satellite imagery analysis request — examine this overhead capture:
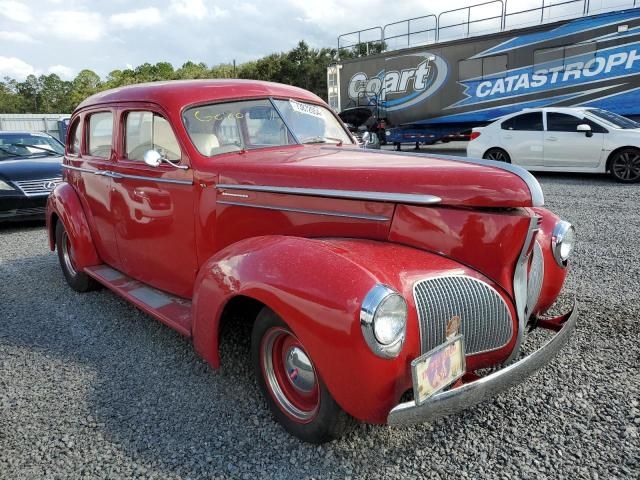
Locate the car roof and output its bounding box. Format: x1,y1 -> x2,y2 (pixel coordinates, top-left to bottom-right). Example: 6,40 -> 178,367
521,107 -> 591,114
76,79 -> 325,112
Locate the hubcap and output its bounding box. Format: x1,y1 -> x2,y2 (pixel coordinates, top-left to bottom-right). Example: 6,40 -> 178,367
261,327 -> 319,422
61,231 -> 77,276
613,151 -> 640,181
284,347 -> 316,393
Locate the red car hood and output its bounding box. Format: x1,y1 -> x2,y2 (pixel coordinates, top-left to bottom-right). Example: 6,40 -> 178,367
215,146 -> 544,208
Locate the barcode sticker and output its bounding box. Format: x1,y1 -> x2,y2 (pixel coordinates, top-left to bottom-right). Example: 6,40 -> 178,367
289,99 -> 323,118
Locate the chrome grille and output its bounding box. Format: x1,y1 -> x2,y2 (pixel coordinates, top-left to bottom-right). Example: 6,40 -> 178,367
413,276 -> 513,355
527,242 -> 544,314
14,177 -> 62,197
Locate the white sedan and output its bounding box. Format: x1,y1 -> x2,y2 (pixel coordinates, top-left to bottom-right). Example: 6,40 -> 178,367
467,107 -> 640,183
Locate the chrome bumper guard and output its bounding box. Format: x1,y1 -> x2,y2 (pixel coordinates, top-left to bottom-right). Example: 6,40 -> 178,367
387,301 -> 578,426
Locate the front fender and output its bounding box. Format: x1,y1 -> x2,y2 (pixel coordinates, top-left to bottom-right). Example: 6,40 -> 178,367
192,235 -> 510,424
46,182 -> 100,270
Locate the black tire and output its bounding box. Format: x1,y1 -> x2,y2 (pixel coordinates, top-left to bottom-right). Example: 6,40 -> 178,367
609,148 -> 640,183
483,148 -> 511,163
55,220 -> 99,292
251,307 -> 353,443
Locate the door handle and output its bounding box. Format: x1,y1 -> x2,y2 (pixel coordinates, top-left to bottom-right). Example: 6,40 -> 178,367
94,170 -> 108,176
547,136 -> 558,141
503,135 -> 513,140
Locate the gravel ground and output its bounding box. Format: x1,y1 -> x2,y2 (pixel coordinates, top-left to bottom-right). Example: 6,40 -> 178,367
1,173 -> 639,479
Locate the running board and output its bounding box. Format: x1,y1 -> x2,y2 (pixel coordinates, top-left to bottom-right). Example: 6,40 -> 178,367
84,265 -> 192,337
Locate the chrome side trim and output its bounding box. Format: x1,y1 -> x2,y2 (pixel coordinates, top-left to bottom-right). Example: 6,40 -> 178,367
216,184 -> 441,205
62,164 -> 193,185
217,200 -> 390,221
387,301 -> 577,426
62,164 -> 95,174
506,215 -> 541,364
112,172 -> 193,185
324,147 -> 545,207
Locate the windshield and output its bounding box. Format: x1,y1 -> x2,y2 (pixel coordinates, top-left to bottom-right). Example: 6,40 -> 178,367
587,109 -> 640,129
0,133 -> 64,160
273,99 -> 352,144
182,98 -> 352,157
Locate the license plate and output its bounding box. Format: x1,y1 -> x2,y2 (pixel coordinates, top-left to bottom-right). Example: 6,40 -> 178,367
411,335 -> 466,406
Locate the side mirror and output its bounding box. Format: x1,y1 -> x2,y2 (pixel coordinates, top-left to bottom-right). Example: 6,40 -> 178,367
143,149 -> 162,167
361,132 -> 371,145
577,124 -> 593,137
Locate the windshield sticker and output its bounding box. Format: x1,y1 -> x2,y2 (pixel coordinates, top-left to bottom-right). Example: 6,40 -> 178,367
289,100 -> 323,118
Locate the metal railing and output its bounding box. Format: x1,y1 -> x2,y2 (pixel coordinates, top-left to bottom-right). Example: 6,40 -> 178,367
337,0 -> 640,56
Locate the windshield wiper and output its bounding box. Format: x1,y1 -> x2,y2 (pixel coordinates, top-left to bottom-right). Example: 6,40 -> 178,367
0,146 -> 22,157
301,136 -> 343,146
8,143 -> 60,156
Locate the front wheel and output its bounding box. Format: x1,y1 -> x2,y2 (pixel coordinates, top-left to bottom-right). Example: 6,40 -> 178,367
609,148 -> 640,183
483,148 -> 511,163
55,220 -> 98,292
251,308 -> 353,443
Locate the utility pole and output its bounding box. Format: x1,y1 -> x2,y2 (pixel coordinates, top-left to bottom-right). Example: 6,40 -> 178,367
233,59 -> 236,78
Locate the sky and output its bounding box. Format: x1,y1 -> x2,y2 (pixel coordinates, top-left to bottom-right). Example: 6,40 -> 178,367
0,0 -> 632,81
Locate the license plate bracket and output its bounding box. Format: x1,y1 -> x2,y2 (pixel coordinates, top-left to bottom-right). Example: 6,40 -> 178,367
411,335 -> 466,406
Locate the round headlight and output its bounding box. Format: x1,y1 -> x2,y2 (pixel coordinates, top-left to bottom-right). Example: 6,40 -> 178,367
552,221 -> 575,266
373,294 -> 408,345
360,285 -> 408,358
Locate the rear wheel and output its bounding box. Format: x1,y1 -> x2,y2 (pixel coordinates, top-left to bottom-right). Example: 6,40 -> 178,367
609,148 -> 640,183
483,148 -> 511,163
251,308 -> 353,443
55,220 -> 98,292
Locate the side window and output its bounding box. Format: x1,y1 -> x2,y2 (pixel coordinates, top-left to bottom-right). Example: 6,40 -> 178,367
88,112 -> 113,158
67,118 -> 82,155
547,113 -> 584,132
182,99 -> 292,156
534,43 -> 596,72
459,58 -> 482,81
244,105 -> 288,146
125,112 -> 181,161
501,112 -> 543,131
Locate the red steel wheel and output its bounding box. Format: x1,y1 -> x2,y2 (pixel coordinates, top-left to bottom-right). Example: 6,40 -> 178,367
260,327 -> 320,423
251,308 -> 353,443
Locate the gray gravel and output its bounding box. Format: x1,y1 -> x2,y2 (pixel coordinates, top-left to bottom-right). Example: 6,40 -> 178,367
1,173 -> 639,479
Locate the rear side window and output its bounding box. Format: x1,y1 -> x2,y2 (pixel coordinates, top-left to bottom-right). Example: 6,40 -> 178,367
501,112 -> 543,131
68,118 -> 82,155
88,112 -> 113,158
125,112 -> 181,161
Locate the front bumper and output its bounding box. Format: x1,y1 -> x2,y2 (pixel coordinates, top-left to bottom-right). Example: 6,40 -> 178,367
387,301 -> 577,426
0,195 -> 48,221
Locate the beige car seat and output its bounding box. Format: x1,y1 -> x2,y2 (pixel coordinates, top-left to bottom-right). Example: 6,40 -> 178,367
190,133 -> 220,156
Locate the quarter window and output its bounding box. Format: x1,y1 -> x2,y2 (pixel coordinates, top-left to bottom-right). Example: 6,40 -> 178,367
68,118 -> 82,155
125,112 -> 181,161
501,112 -> 543,131
88,112 -> 113,158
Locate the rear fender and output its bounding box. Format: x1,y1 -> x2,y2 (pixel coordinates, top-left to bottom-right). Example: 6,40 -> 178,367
46,182 -> 100,270
192,235 -> 512,423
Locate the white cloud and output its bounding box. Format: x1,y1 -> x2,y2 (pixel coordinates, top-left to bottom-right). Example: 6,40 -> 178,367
0,1 -> 32,22
110,7 -> 163,29
0,31 -> 35,43
170,0 -> 212,20
45,11 -> 106,41
47,64 -> 75,79
0,56 -> 36,79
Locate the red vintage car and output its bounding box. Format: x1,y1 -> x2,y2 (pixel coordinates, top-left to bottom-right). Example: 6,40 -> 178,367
46,80 -> 577,443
